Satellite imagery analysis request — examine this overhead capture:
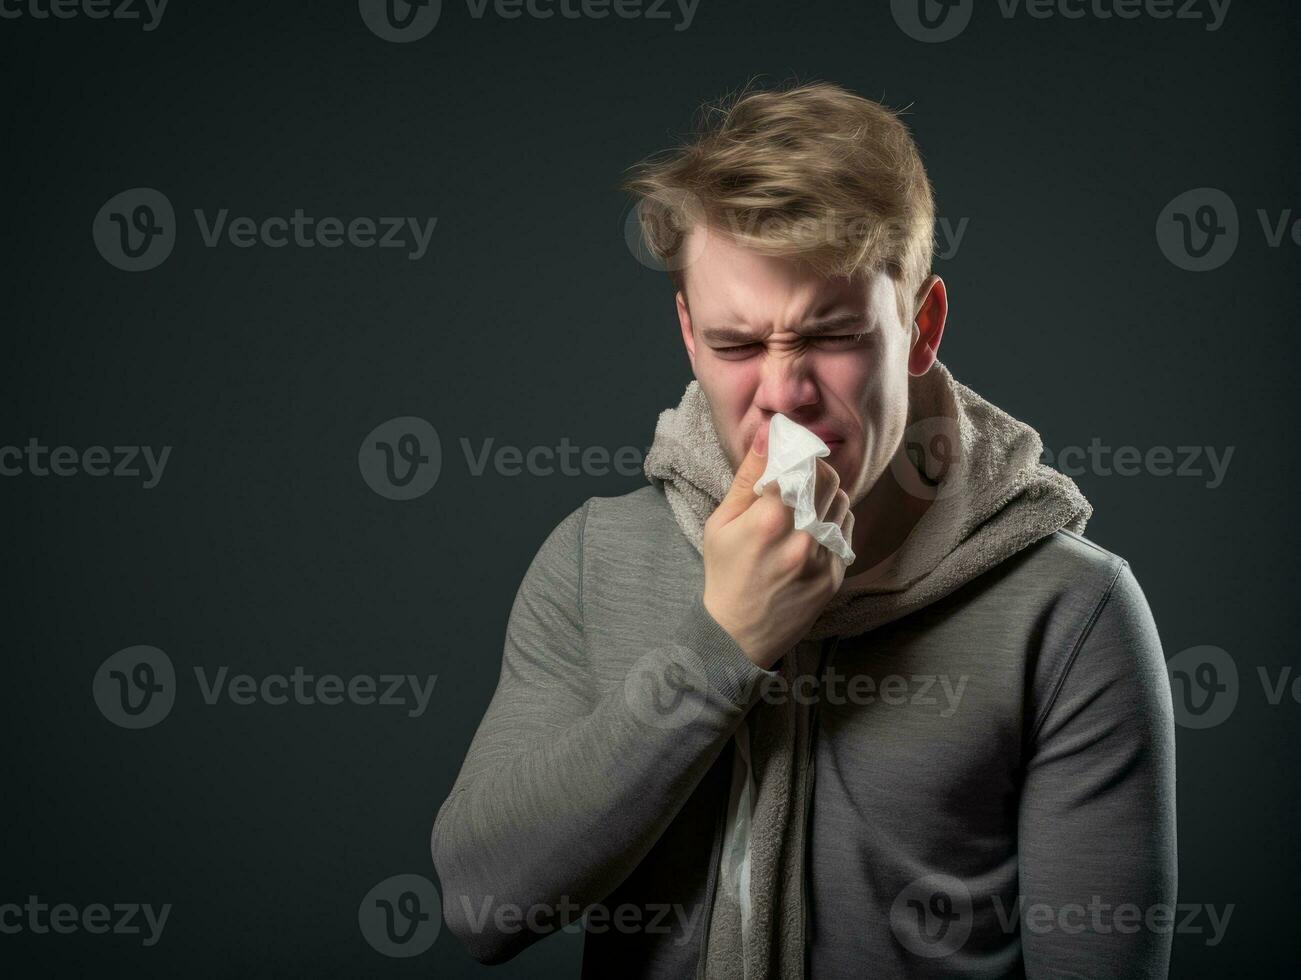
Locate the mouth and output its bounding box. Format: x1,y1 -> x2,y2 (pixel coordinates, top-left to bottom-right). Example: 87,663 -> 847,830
806,427 -> 843,450
750,418 -> 846,456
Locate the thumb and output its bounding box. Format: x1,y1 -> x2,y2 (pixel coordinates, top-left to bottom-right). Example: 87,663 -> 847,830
712,426 -> 770,526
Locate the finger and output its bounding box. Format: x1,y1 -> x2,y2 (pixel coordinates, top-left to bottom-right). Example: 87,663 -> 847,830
824,488 -> 850,530
712,427 -> 770,526
747,486 -> 795,539
812,458 -> 841,521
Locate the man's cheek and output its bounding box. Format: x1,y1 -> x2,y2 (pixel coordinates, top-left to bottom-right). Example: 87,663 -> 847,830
703,401 -> 750,465
703,386 -> 757,456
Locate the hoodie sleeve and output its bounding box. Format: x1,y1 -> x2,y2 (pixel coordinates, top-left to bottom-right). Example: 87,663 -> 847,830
1017,560 -> 1178,979
430,499 -> 774,965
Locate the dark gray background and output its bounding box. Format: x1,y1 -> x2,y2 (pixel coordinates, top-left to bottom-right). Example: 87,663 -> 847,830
2,0 -> 1297,975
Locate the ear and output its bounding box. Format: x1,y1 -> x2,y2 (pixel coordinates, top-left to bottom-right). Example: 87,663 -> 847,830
676,289 -> 697,369
908,275 -> 948,376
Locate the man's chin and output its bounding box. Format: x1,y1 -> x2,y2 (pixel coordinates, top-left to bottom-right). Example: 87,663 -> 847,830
833,455 -> 873,503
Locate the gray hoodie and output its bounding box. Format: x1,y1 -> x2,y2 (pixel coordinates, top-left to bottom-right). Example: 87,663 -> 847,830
430,362 -> 1177,978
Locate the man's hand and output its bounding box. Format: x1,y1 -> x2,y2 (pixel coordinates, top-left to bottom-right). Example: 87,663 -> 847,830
702,431 -> 854,670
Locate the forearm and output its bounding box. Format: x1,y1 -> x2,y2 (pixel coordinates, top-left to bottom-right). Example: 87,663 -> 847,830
431,595 -> 771,963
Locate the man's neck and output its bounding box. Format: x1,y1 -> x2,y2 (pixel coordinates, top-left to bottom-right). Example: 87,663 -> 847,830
845,447 -> 934,581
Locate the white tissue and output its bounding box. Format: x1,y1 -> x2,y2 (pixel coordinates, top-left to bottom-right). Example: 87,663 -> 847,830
752,414 -> 857,564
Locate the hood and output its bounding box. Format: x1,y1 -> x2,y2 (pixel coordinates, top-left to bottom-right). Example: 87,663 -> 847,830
643,360 -> 1092,640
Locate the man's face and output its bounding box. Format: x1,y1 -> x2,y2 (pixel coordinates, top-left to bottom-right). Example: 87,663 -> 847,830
676,225 -> 939,507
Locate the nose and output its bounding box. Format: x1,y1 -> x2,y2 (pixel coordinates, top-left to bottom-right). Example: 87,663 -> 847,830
752,349 -> 820,419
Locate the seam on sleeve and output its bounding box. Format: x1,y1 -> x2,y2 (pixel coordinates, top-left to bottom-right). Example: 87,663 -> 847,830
575,499 -> 597,711
1029,558 -> 1128,744
576,498 -> 590,627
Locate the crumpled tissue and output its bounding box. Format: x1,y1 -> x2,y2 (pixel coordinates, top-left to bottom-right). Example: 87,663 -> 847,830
752,413 -> 856,564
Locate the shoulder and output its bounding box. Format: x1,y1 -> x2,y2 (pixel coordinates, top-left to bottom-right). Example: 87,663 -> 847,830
1014,528 -> 1161,641
1022,527 -> 1127,583
529,485 -> 689,570
582,484 -> 680,538
1014,531 -> 1167,736
1007,528 -> 1142,623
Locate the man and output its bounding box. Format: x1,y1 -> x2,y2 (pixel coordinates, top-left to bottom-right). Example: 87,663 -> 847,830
431,81 -> 1177,979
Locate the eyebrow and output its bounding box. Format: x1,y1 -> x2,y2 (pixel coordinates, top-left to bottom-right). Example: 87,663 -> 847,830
699,313 -> 869,344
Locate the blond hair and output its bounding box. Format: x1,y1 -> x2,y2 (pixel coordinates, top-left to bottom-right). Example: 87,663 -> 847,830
622,80 -> 936,323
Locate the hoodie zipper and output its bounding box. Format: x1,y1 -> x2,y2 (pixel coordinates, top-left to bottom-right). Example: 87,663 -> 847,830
798,636 -> 839,977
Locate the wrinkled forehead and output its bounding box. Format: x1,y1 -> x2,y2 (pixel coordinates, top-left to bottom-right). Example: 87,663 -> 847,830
680,224 -> 890,328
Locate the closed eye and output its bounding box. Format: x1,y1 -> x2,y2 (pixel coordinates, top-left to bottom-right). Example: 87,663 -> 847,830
708,331 -> 869,359
813,331 -> 870,349
711,342 -> 763,360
